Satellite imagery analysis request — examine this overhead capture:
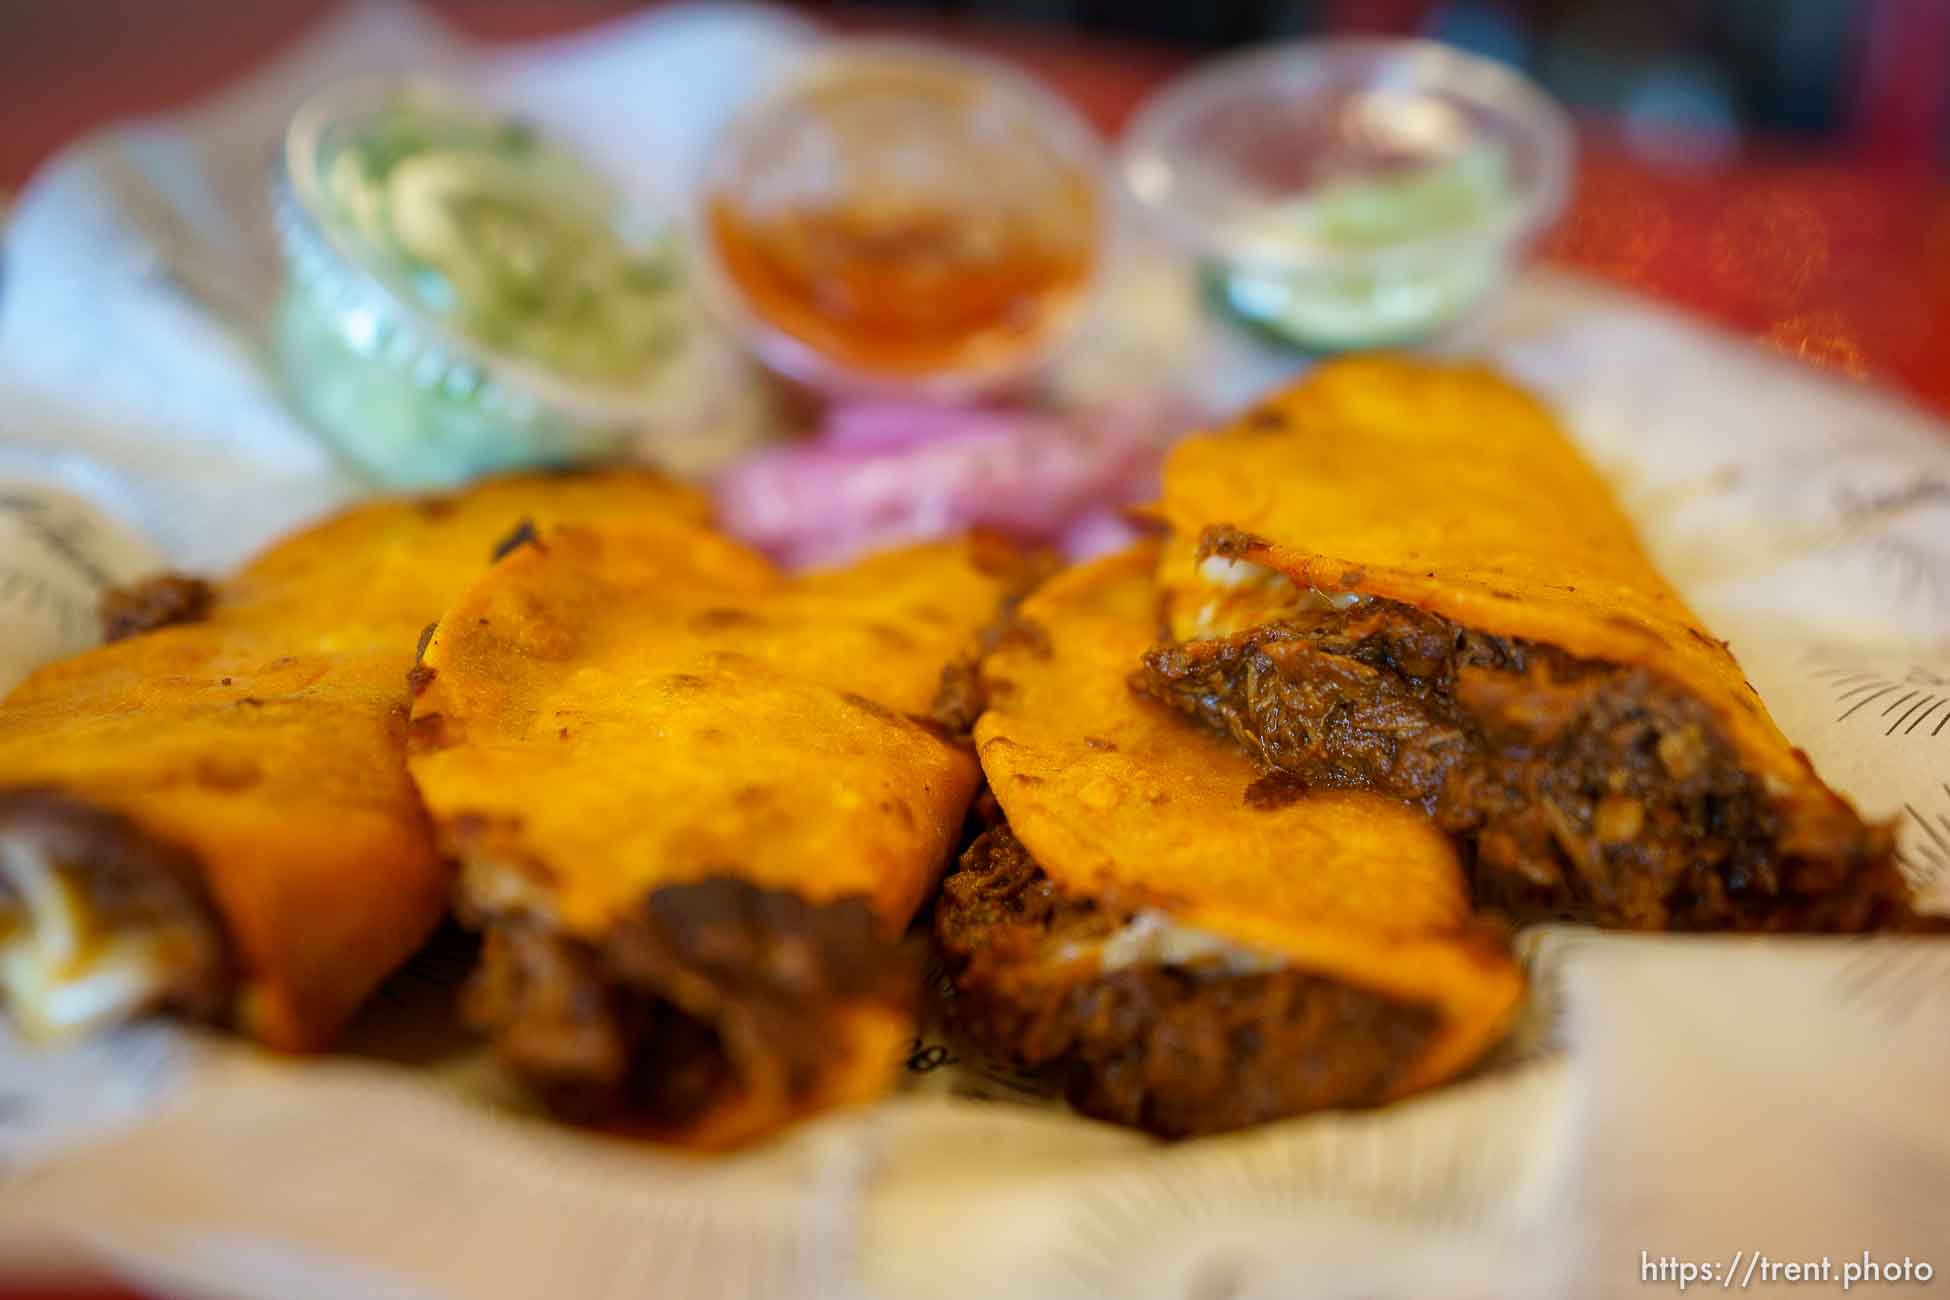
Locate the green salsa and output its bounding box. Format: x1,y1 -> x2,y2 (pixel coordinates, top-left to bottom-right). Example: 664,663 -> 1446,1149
272,90 -> 691,488
317,106 -> 682,387
1215,146 -> 1516,351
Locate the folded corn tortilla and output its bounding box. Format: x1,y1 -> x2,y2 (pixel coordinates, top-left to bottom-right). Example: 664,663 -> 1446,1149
407,522 -> 1032,1147
1137,358 -> 1915,931
938,541 -> 1523,1137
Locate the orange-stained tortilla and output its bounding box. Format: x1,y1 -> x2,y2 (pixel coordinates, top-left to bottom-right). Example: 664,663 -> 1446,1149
973,542 -> 1523,1103
408,524 -> 1028,1147
221,470 -> 714,640
0,470 -> 708,1050
1158,357 -> 1875,873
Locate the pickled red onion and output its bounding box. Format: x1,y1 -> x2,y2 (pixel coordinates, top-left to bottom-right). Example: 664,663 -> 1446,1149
713,395 -> 1194,569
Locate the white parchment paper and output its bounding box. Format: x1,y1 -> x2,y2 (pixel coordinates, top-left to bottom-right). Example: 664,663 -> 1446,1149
1,6 -> 1946,1298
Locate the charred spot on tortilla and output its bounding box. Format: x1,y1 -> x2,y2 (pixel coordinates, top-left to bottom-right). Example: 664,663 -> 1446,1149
1195,526 -> 1269,563
965,529 -> 1036,580
993,614 -> 1052,659
99,575 -> 214,643
839,691 -> 899,724
1687,626 -> 1723,650
868,622 -> 919,652
406,712 -> 452,753
876,796 -> 919,831
691,607 -> 765,632
490,518 -> 544,563
405,663 -> 438,697
415,621 -> 439,662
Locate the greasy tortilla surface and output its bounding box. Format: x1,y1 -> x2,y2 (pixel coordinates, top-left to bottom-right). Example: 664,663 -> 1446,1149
408,525 -> 1020,932
0,470 -> 707,1049
973,542 -> 1523,1099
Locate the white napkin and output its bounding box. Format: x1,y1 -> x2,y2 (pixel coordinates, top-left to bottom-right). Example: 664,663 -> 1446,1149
1,7 -> 1946,1299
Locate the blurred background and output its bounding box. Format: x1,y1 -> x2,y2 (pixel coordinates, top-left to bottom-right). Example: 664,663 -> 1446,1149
2,0 -> 1949,412
5,0 -> 1945,181
854,0 -> 1944,164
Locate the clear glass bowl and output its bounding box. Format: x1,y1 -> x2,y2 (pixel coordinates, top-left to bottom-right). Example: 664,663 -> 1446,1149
692,39 -> 1110,399
1120,39 -> 1573,351
271,78 -> 692,489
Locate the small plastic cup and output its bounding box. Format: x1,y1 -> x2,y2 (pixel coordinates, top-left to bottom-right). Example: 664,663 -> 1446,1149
271,78 -> 700,489
692,39 -> 1110,399
1120,39 -> 1573,352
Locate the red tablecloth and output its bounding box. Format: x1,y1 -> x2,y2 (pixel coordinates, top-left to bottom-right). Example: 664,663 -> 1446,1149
3,5 -> 1947,1298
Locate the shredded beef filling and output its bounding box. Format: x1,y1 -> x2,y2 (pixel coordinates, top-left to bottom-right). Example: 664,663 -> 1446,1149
1134,599 -> 1910,931
463,878 -> 913,1125
935,826 -> 1440,1138
0,789 -> 231,1022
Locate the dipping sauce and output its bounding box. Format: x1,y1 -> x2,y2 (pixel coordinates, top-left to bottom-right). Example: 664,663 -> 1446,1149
1214,145 -> 1518,349
706,194 -> 1092,378
272,80 -> 701,489
1121,40 -> 1571,352
697,43 -> 1106,396
316,105 -> 682,387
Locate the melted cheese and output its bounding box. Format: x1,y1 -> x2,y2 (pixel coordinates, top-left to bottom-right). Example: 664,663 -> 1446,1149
1182,553 -> 1363,641
0,841 -> 190,1040
1059,909 -> 1283,978
458,855 -> 558,923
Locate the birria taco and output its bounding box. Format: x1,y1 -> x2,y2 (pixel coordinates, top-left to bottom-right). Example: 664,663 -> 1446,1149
0,470 -> 706,1050
937,542 -> 1523,1137
407,522 -> 1031,1147
1135,358 -> 1917,931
